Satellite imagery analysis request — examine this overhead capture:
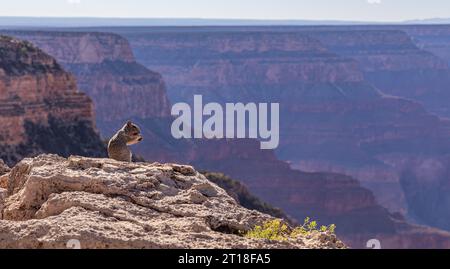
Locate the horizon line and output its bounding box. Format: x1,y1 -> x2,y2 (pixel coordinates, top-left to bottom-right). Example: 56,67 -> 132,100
0,15 -> 445,23
1,16 -> 450,27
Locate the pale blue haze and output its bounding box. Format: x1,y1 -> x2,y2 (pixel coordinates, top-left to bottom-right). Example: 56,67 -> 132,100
0,0 -> 449,22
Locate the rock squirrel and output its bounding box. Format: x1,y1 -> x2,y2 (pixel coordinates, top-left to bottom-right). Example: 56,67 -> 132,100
108,121 -> 143,162
0,159 -> 10,174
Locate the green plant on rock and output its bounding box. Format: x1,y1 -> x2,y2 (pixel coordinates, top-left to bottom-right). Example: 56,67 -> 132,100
20,46 -> 28,54
245,218 -> 336,241
244,219 -> 290,241
291,217 -> 336,237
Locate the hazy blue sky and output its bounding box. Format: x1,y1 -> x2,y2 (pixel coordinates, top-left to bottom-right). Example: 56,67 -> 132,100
0,0 -> 449,22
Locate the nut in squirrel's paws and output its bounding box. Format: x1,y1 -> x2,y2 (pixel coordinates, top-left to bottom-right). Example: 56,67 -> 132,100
107,121 -> 143,162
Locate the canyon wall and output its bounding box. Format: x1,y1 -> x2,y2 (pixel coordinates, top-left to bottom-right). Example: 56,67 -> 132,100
189,138 -> 450,249
8,28 -> 450,248
286,26 -> 450,235
117,28 -> 450,217
404,25 -> 450,66
299,28 -> 450,118
0,35 -> 105,165
107,28 -> 450,245
2,31 -> 171,122
1,31 -> 183,162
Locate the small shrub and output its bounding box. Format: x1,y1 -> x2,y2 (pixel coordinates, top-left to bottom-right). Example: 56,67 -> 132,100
245,218 -> 336,241
291,217 -> 336,237
244,219 -> 290,241
20,46 -> 28,54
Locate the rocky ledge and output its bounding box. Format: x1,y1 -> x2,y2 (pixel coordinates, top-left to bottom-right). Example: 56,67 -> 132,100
0,155 -> 345,249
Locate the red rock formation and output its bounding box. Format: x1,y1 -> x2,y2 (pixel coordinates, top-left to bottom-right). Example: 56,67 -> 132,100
2,31 -> 178,162
8,28 -> 450,248
122,31 -> 363,102
301,28 -> 450,118
117,28 -> 450,215
404,25 -> 450,66
0,35 -> 105,165
3,31 -> 171,122
302,25 -> 450,67
190,139 -> 450,249
13,32 -> 135,64
398,156 -> 450,232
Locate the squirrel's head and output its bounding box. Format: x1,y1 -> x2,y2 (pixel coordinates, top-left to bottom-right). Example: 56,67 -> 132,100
122,120 -> 143,145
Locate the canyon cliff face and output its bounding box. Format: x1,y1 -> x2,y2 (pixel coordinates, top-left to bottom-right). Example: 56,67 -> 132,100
2,31 -> 179,162
108,28 -> 450,247
8,28 -> 450,248
0,35 -> 105,166
3,31 -> 171,122
189,139 -> 450,249
122,30 -> 363,102
288,26 -> 450,236
300,28 -> 450,118
405,25 -> 450,66
398,156 -> 450,231
117,28 -> 450,216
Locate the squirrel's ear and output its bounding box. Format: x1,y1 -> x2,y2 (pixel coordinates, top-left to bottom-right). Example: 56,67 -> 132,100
126,120 -> 132,126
